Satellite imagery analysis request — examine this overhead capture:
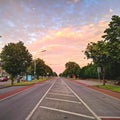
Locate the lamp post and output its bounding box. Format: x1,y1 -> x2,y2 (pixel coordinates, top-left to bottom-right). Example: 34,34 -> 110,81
34,59 -> 36,77
33,50 -> 46,78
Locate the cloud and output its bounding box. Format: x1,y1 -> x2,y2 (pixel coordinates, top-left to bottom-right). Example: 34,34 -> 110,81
27,20 -> 108,73
66,0 -> 80,4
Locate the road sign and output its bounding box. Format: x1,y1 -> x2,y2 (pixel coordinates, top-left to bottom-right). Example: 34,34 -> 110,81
97,67 -> 101,73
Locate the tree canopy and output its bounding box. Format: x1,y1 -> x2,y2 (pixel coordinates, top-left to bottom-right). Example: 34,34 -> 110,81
0,41 -> 32,84
28,58 -> 55,78
102,15 -> 120,63
62,61 -> 81,78
85,15 -> 120,83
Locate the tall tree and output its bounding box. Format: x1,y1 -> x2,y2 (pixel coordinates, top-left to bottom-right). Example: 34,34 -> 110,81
63,61 -> 81,78
102,15 -> 120,63
85,41 -> 109,85
102,15 -> 120,81
30,58 -> 54,78
0,41 -> 32,85
85,15 -> 120,84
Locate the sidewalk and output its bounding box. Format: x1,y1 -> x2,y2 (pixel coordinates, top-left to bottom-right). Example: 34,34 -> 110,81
76,79 -> 103,86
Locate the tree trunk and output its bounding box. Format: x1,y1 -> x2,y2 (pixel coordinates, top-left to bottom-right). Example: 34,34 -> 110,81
102,67 -> 106,85
11,78 -> 14,86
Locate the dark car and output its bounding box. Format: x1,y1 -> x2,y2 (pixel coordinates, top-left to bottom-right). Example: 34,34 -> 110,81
0,77 -> 9,82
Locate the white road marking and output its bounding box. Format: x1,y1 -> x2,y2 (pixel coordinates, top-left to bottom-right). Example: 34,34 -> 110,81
50,90 -> 71,94
45,97 -> 81,104
63,80 -> 102,120
25,80 -> 56,120
40,106 -> 95,119
48,92 -> 75,97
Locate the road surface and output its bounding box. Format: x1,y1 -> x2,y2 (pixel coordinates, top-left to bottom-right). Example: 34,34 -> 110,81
0,77 -> 120,120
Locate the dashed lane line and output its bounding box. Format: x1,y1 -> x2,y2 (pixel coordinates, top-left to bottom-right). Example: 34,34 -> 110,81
40,106 -> 95,119
49,90 -> 71,94
48,92 -> 75,97
63,80 -> 102,120
45,97 -> 81,104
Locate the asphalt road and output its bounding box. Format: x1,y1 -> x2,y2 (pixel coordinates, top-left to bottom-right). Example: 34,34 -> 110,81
0,78 -> 56,120
0,77 -> 120,120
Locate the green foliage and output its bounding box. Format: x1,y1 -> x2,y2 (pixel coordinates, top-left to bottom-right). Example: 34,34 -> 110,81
62,61 -> 81,78
96,85 -> 120,93
85,41 -> 109,67
79,64 -> 98,79
0,41 -> 32,80
53,72 -> 58,76
29,58 -> 54,78
102,15 -> 120,63
85,15 -> 120,81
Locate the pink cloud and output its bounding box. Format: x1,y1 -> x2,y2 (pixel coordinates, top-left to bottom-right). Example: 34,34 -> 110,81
27,20 -> 108,74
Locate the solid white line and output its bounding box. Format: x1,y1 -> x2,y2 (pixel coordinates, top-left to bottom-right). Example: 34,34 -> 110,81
48,92 -> 75,97
25,80 -> 56,120
40,106 -> 95,119
45,97 -> 81,104
63,80 -> 101,120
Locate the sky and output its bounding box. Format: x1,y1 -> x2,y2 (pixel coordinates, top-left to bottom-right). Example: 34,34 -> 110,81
0,0 -> 120,74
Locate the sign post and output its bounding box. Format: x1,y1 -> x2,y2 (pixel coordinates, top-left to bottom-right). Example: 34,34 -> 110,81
97,67 -> 101,80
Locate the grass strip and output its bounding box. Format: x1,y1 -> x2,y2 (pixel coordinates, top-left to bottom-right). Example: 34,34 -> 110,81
96,85 -> 120,93
5,77 -> 48,87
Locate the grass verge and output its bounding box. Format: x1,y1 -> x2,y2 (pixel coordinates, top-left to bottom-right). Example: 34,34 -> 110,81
96,85 -> 120,93
6,77 -> 48,87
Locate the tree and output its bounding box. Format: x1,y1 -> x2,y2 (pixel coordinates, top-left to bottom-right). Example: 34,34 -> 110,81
0,41 -> 32,85
29,58 -> 54,78
85,15 -> 120,84
53,72 -> 57,77
62,61 -> 81,78
102,15 -> 120,63
79,63 -> 98,79
102,15 -> 120,81
85,41 -> 109,85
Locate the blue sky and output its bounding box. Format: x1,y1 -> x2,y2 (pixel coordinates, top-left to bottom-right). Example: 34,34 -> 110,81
0,0 -> 120,73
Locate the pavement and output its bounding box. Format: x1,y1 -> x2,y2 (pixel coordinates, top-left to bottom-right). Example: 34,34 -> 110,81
76,79 -> 103,85
76,79 -> 116,86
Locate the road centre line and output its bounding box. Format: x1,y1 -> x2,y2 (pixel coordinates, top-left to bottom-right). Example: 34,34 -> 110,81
48,92 -> 75,97
45,97 -> 81,104
63,80 -> 102,120
40,106 -> 95,119
25,80 -> 56,120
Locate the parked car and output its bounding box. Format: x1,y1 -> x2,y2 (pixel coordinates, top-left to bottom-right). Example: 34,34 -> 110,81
0,76 -> 9,82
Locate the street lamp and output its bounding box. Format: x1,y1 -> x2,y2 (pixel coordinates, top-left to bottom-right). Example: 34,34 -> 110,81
34,59 -> 36,77
33,50 -> 46,78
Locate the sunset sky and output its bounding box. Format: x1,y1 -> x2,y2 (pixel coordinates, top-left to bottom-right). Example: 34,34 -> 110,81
0,0 -> 120,74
